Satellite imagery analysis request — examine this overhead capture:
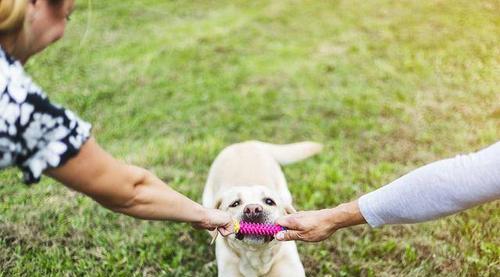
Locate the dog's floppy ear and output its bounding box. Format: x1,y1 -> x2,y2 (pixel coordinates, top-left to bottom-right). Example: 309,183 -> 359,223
284,204 -> 297,215
214,198 -> 222,210
208,196 -> 223,242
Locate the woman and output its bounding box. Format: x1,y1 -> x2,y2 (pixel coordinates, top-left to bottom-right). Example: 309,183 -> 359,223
0,0 -> 233,235
275,141 -> 500,242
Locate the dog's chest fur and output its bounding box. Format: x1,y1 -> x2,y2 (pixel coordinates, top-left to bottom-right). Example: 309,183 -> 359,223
227,239 -> 280,276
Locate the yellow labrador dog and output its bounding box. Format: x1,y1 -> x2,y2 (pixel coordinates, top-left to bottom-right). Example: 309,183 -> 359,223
203,141 -> 322,277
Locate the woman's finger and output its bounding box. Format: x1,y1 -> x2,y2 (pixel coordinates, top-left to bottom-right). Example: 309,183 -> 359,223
275,215 -> 302,230
218,226 -> 233,237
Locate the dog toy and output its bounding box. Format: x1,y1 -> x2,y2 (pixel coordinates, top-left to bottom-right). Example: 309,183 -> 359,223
209,220 -> 286,245
234,221 -> 286,236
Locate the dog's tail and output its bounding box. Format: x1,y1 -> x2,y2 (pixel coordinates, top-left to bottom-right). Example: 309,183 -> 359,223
255,141 -> 323,165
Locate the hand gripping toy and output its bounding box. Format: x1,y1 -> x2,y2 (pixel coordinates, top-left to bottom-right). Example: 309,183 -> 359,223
234,221 -> 286,236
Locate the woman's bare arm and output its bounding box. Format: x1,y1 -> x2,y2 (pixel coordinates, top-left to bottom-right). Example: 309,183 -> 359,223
46,137 -> 232,234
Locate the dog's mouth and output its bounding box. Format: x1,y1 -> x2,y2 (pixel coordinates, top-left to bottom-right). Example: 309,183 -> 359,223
235,214 -> 275,243
236,233 -> 275,243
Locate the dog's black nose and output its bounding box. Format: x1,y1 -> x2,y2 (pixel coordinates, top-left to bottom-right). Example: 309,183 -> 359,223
243,204 -> 263,218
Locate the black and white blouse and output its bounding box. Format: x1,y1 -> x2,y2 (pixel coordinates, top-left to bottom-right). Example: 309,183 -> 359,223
0,47 -> 91,184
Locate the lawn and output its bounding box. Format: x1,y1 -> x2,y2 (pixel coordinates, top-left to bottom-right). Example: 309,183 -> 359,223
0,0 -> 499,276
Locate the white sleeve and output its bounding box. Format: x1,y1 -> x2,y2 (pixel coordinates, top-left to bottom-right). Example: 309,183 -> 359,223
358,141 -> 500,227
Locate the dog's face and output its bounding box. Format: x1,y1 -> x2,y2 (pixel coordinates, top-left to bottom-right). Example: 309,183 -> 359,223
214,185 -> 295,245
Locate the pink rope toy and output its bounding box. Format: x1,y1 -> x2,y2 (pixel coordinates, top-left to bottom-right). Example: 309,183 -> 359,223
234,221 -> 286,236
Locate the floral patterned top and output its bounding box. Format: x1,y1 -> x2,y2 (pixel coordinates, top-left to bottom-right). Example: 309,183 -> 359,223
0,47 -> 91,184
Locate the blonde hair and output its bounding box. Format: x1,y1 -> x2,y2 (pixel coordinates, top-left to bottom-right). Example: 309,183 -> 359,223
0,0 -> 28,33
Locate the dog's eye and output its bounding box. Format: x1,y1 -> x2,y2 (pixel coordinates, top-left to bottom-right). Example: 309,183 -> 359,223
264,198 -> 276,206
229,200 -> 241,208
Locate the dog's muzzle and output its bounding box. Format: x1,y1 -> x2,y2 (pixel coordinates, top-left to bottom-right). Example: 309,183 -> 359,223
236,204 -> 274,242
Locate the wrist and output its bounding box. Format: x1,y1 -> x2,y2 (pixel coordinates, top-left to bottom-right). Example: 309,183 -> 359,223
328,200 -> 366,230
192,204 -> 210,225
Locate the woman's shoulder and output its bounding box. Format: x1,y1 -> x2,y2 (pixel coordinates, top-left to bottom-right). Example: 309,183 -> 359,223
0,47 -> 47,105
0,47 -> 91,185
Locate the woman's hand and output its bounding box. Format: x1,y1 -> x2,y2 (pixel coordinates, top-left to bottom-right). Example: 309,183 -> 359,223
193,208 -> 234,236
274,200 -> 366,242
274,209 -> 338,242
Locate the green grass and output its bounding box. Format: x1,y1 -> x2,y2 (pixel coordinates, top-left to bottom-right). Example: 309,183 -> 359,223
1,0 -> 499,275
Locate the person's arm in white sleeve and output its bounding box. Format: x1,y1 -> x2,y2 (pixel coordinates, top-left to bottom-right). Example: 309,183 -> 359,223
275,141 -> 500,242
358,141 -> 500,227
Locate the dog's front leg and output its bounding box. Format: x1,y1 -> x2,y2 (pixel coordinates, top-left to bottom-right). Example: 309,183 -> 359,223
266,242 -> 305,277
216,240 -> 245,277
266,259 -> 305,277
